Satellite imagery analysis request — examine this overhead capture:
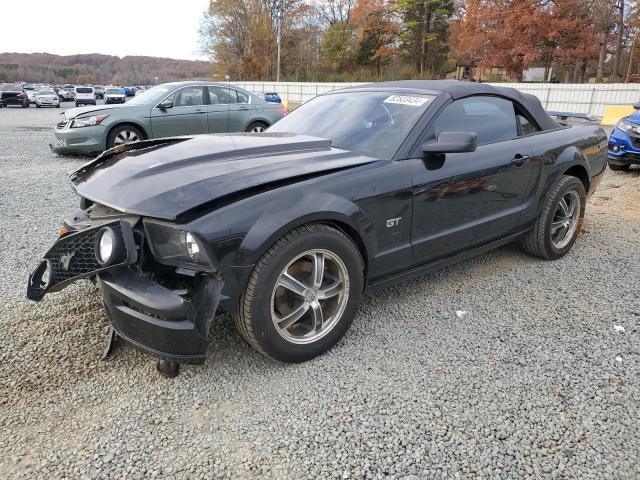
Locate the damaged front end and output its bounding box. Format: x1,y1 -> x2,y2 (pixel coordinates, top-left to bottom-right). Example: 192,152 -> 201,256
27,203 -> 224,366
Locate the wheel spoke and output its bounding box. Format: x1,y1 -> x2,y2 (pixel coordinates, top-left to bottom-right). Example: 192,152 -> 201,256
550,220 -> 566,233
309,301 -> 323,332
558,197 -> 569,217
277,303 -> 308,329
566,197 -> 577,218
311,252 -> 325,289
317,280 -> 342,300
278,273 -> 308,297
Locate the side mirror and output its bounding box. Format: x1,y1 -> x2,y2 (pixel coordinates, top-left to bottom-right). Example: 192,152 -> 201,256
633,102 -> 640,110
157,99 -> 173,110
421,132 -> 478,154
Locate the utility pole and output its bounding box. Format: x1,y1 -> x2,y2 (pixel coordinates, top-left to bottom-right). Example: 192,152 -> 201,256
419,0 -> 428,78
276,0 -> 282,82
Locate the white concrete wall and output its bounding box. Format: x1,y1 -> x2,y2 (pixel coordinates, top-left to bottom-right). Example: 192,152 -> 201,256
233,81 -> 640,117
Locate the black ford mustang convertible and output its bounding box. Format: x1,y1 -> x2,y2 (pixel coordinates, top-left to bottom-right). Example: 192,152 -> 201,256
28,81 -> 608,375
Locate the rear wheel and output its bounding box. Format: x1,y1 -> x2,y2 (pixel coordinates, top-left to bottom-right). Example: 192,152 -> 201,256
245,121 -> 268,133
234,224 -> 364,362
106,124 -> 143,149
521,175 -> 585,260
608,160 -> 630,172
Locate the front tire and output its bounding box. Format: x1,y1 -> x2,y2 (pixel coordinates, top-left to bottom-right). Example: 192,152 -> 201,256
521,175 -> 585,260
608,160 -> 630,172
234,224 -> 364,362
106,124 -> 144,149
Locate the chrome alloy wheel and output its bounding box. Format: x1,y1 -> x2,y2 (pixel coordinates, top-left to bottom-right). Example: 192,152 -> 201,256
113,129 -> 140,145
251,125 -> 266,133
271,249 -> 350,344
551,190 -> 580,249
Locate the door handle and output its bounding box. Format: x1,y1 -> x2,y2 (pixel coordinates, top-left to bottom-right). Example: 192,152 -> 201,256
238,107 -> 250,111
511,154 -> 530,166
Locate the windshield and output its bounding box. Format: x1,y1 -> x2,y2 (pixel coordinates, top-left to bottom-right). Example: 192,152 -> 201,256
76,87 -> 93,93
126,85 -> 172,106
1,84 -> 21,91
268,91 -> 435,159
38,90 -> 56,95
106,88 -> 124,95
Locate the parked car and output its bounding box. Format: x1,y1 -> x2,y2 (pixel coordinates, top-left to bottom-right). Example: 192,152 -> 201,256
35,89 -> 61,108
50,81 -> 288,155
74,86 -> 96,107
93,86 -> 104,99
123,86 -> 136,96
257,92 -> 282,103
0,84 -> 29,108
104,87 -> 126,104
29,80 -> 607,376
607,102 -> 640,171
23,86 -> 38,104
59,85 -> 75,102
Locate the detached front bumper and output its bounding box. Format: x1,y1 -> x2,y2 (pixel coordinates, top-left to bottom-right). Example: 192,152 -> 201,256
27,218 -> 224,363
99,269 -> 223,363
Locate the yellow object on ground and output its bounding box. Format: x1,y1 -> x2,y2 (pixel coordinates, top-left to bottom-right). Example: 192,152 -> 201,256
601,105 -> 636,125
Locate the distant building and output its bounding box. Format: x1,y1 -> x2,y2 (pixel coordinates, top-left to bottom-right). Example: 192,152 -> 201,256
453,60 -> 552,83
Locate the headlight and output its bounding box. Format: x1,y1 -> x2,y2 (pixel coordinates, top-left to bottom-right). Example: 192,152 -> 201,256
94,226 -> 123,266
616,119 -> 635,133
71,114 -> 109,128
183,232 -> 200,258
143,220 -> 214,269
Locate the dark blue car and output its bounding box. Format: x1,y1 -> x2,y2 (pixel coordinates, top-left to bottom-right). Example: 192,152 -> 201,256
607,104 -> 640,171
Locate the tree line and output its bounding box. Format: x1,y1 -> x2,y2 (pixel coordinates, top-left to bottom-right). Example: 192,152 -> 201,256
200,0 -> 639,83
0,53 -> 211,85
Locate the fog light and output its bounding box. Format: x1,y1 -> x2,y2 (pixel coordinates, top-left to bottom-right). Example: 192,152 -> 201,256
95,227 -> 117,265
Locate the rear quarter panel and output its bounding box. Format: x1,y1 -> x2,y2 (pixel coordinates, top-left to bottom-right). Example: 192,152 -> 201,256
521,125 -> 607,226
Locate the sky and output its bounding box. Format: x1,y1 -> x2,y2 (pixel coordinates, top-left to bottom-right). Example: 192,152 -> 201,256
1,0 -> 211,61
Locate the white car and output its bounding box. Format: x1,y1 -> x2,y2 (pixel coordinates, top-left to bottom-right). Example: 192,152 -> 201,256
104,87 -> 126,104
74,86 -> 96,107
35,89 -> 60,108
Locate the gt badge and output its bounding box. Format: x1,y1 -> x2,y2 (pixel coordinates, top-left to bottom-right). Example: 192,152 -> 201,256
386,217 -> 401,228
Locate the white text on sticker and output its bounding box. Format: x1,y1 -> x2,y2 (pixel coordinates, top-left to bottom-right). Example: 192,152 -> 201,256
383,95 -> 429,107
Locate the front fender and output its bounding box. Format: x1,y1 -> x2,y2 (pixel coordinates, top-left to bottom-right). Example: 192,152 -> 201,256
236,191 -> 373,267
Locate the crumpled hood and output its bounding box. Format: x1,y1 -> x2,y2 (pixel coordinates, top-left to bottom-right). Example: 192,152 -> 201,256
63,103 -> 130,119
70,133 -> 378,220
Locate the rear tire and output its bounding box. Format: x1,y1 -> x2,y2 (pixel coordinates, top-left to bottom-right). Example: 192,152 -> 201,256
234,224 -> 364,362
245,121 -> 268,133
521,175 -> 585,260
608,160 -> 630,172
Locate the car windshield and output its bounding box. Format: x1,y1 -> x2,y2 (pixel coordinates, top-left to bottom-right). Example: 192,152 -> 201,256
126,85 -> 171,106
106,88 -> 124,94
76,87 -> 93,93
1,84 -> 21,91
268,91 -> 435,159
38,90 -> 55,95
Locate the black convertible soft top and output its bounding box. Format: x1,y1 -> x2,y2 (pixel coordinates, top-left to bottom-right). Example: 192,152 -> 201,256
345,80 -> 560,131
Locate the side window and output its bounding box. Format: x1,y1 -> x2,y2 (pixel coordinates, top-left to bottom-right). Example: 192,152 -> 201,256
174,86 -> 205,107
208,86 -> 238,105
432,96 -> 518,145
236,89 -> 249,104
517,113 -> 540,135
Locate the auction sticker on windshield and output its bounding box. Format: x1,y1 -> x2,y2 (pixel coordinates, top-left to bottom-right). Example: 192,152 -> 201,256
383,95 -> 430,107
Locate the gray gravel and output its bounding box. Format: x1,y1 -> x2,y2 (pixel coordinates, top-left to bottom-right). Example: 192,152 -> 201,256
1,106 -> 639,479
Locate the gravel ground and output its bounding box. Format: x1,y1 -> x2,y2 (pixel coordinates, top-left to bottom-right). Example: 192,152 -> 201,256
0,105 -> 638,479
